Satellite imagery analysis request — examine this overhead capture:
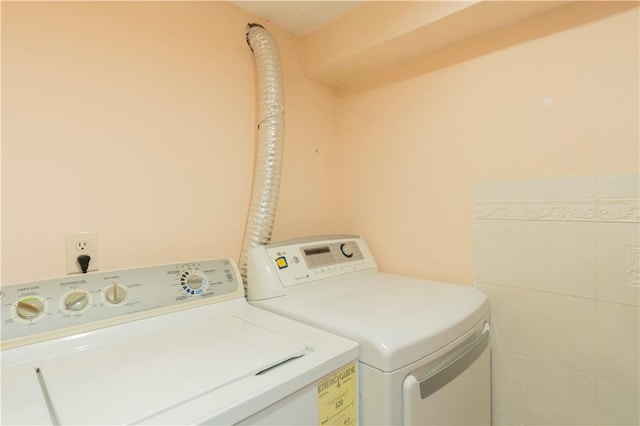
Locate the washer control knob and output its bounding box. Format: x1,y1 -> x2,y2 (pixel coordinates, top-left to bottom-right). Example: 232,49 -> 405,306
64,291 -> 89,312
340,243 -> 354,258
16,298 -> 45,320
186,275 -> 203,289
180,270 -> 209,295
105,283 -> 127,305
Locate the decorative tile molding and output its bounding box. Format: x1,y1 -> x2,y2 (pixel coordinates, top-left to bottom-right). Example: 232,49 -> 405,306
598,201 -> 640,223
628,247 -> 640,286
474,202 -> 526,220
526,201 -> 598,221
475,200 -> 639,222
475,174 -> 639,223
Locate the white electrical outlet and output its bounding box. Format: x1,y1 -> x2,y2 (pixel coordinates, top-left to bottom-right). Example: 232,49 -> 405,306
66,232 -> 99,274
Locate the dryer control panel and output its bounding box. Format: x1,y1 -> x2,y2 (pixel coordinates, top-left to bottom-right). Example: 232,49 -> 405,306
247,235 -> 377,301
0,259 -> 243,349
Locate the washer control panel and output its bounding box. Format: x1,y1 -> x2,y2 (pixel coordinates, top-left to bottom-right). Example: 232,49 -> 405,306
1,259 -> 242,349
247,235 -> 377,301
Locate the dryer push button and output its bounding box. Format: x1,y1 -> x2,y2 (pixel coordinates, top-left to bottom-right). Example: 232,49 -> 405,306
275,257 -> 288,269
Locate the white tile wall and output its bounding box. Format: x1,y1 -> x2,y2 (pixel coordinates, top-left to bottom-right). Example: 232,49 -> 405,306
527,176 -> 598,201
525,221 -> 597,298
491,350 -> 526,422
598,222 -> 640,305
597,380 -> 640,425
598,174 -> 640,200
475,283 -> 527,354
474,174 -> 640,426
597,302 -> 640,389
474,220 -> 527,287
523,291 -> 597,376
492,413 -> 524,426
525,360 -> 597,425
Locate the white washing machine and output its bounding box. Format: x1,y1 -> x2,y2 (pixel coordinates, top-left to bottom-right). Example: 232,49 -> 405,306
1,258 -> 358,425
247,235 -> 491,425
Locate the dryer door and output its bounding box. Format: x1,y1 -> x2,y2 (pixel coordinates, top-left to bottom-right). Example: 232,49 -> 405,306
402,322 -> 491,425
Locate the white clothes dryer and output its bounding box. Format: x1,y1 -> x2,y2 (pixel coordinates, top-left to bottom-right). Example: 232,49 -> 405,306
247,235 -> 491,425
1,258 -> 358,425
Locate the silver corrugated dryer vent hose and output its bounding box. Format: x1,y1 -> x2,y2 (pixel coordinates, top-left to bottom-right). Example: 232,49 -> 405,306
239,23 -> 285,291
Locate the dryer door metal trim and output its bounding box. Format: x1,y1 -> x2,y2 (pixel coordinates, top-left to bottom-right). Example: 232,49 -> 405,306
414,322 -> 490,399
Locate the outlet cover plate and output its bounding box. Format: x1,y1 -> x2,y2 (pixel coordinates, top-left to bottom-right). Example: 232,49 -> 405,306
66,232 -> 99,274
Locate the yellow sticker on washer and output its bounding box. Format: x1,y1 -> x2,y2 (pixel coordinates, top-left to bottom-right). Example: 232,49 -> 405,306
317,362 -> 357,426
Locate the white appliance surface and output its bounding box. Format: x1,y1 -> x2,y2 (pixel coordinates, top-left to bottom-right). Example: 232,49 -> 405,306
247,235 -> 491,425
1,259 -> 358,425
252,272 -> 487,372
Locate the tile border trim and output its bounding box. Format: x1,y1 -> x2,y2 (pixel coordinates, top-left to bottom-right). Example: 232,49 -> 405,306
475,200 -> 639,222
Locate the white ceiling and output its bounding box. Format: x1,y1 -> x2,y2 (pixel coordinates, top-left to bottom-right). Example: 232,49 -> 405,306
231,1 -> 365,35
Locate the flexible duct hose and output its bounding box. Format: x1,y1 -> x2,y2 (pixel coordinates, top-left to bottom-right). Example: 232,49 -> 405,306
239,24 -> 285,291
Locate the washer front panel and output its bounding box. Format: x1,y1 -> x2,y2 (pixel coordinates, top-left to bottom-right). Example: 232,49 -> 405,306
1,259 -> 242,349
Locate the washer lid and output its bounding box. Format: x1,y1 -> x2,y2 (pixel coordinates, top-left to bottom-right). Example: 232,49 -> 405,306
13,314 -> 306,425
253,272 -> 489,372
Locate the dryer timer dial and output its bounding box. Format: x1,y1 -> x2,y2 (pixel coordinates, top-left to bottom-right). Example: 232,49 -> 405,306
340,243 -> 355,258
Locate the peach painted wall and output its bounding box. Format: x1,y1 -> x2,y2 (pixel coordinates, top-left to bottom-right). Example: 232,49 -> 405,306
1,1 -> 340,284
3,2 -> 638,288
336,5 -> 639,284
